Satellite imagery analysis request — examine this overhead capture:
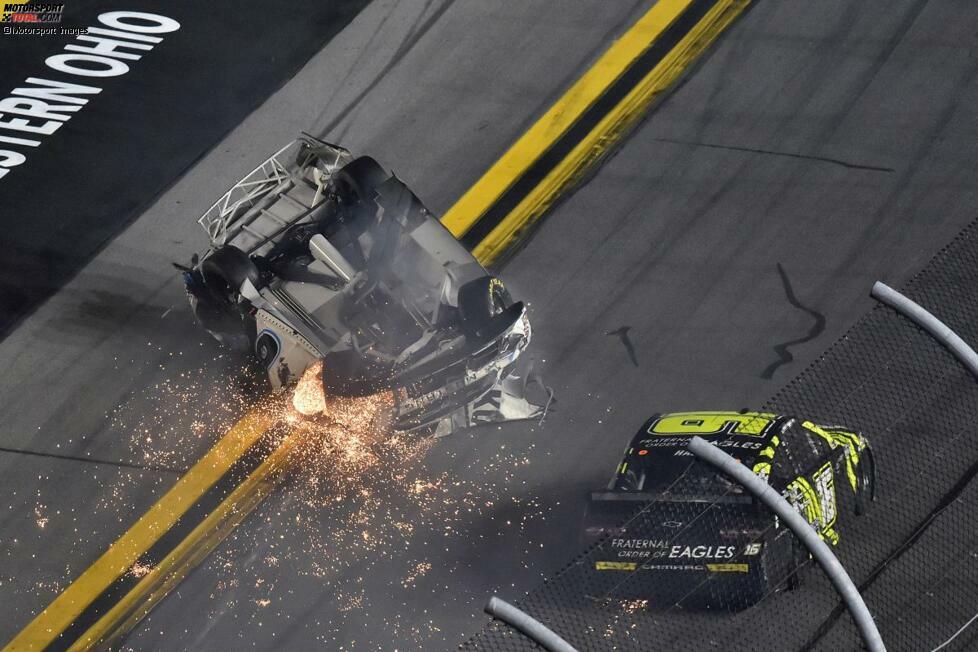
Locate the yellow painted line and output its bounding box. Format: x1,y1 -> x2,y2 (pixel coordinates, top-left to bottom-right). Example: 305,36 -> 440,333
473,0 -> 751,264
4,409 -> 275,651
68,429 -> 298,651
440,0 -> 695,239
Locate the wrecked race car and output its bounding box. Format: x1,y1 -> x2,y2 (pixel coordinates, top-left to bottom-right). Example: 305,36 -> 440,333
180,135 -> 543,436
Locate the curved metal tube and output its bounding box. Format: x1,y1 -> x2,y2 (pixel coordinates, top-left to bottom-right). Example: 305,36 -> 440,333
687,436 -> 886,652
484,597 -> 578,652
871,281 -> 978,380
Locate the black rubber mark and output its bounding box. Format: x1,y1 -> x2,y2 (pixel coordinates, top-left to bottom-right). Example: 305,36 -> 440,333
652,137 -> 895,172
0,445 -> 186,475
316,0 -> 458,136
761,263 -> 826,379
801,457 -> 978,651
606,326 -> 639,367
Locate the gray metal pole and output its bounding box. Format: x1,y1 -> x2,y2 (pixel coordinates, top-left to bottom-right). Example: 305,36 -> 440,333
687,436 -> 886,652
871,281 -> 978,380
484,597 -> 578,652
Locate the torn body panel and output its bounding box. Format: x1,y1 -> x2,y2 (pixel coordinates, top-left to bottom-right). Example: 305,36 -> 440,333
184,135 -> 541,435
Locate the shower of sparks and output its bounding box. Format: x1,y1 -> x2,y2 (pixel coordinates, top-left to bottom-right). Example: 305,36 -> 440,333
129,561 -> 153,579
401,562 -> 432,589
13,350 -> 554,650
620,599 -> 649,614
291,361 -> 328,416
33,506 -> 48,530
173,360 -> 555,649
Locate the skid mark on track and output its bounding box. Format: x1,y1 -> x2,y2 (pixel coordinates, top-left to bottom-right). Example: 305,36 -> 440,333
761,263 -> 825,379
315,0 -> 458,138
652,137 -> 895,172
605,325 -> 639,367
0,445 -> 187,475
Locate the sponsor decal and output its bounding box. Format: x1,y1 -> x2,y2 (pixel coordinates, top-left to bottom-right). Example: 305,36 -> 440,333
743,543 -> 762,556
609,538 -> 738,561
596,561 -> 637,571
610,537 -> 669,559
1,1 -> 63,23
599,559 -> 749,573
706,563 -> 749,573
639,563 -> 704,572
0,11 -> 181,182
638,436 -> 763,450
611,538 -> 669,549
667,544 -> 737,560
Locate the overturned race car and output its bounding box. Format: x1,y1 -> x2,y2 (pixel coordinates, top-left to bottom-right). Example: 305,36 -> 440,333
180,136 -> 541,436
583,411 -> 876,610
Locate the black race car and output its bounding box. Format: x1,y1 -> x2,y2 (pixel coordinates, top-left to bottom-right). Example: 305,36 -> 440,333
582,411 -> 876,610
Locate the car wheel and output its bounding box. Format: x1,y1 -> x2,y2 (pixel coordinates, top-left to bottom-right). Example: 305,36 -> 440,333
200,245 -> 261,305
457,276 -> 514,339
195,246 -> 261,345
255,331 -> 279,368
332,156 -> 389,205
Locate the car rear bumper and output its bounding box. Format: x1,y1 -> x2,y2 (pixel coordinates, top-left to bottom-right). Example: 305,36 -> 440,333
583,498 -> 796,610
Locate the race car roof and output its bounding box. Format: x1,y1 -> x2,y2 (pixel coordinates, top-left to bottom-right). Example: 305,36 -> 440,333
611,411 -> 791,494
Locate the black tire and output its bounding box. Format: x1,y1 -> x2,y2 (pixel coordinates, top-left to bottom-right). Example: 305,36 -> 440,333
332,156 -> 389,204
195,246 -> 261,342
457,276 -> 513,339
200,245 -> 262,306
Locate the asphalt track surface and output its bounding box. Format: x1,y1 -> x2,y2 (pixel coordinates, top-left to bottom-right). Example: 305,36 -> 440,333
2,0 -> 978,649
0,0 -> 368,339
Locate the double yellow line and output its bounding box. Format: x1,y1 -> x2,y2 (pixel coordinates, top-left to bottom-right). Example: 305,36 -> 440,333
5,0 -> 750,648
444,0 -> 750,263
6,410 -> 279,650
